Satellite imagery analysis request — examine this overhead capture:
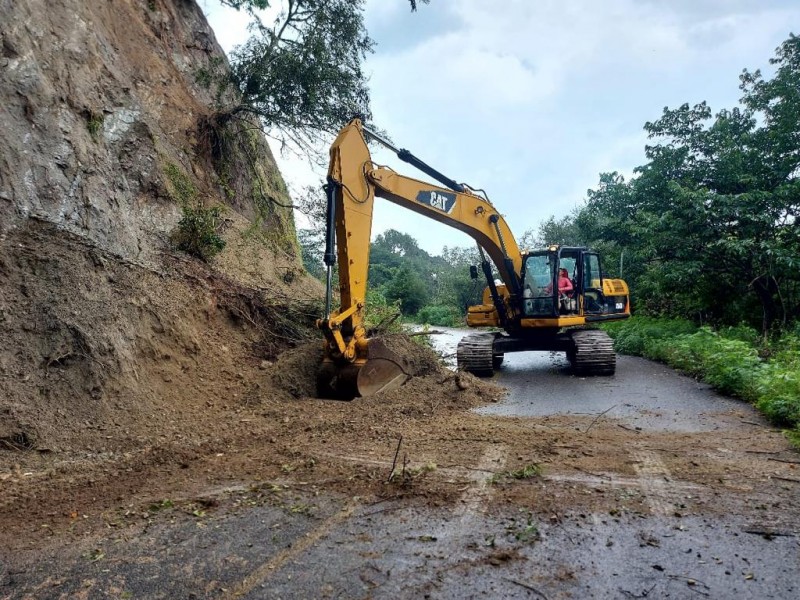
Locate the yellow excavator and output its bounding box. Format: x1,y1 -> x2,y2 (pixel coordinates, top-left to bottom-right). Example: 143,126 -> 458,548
316,118 -> 630,399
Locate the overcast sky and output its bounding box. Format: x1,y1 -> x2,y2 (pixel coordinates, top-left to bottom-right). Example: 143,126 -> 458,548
201,0 -> 799,255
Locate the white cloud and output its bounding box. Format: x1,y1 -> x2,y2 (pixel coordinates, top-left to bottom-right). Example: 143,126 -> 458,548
203,0 -> 800,254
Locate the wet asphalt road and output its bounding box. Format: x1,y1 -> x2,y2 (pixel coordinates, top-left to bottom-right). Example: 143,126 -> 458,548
3,328 -> 799,599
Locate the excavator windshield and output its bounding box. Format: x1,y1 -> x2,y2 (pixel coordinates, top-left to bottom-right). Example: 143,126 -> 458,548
521,248 -> 588,317
522,252 -> 556,316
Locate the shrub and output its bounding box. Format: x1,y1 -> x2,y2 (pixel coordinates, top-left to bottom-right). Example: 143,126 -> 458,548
416,304 -> 463,328
364,289 -> 403,334
604,317 -> 696,356
172,204 -> 226,261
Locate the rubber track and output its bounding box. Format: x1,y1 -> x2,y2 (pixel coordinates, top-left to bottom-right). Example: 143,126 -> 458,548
457,332 -> 496,377
569,329 -> 616,375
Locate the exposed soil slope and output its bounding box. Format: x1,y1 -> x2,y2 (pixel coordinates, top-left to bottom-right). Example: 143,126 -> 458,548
0,0 -> 331,545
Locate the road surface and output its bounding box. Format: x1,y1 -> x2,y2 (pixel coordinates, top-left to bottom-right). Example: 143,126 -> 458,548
2,328 -> 798,599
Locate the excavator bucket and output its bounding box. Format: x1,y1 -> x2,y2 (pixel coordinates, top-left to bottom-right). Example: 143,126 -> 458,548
316,337 -> 409,400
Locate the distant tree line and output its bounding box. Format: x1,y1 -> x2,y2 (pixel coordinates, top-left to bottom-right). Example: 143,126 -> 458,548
298,212 -> 483,326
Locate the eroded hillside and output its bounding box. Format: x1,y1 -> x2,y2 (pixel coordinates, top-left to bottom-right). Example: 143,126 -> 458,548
0,0 -> 321,455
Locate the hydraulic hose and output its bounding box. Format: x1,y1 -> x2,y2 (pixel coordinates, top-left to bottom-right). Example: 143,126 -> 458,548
323,180 -> 338,318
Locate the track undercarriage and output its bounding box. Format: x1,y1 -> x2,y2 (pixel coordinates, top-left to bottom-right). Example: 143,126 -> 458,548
456,328 -> 616,377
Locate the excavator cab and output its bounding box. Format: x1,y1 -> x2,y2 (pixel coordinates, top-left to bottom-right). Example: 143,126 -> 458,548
519,246 -> 630,321
521,246 -> 605,318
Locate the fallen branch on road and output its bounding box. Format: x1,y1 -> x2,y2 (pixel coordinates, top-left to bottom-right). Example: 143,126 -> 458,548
503,577 -> 549,599
743,528 -> 796,539
584,404 -> 618,433
387,435 -> 403,483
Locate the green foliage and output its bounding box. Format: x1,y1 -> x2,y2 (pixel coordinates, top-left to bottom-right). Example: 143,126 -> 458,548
194,56 -> 225,93
366,231 -> 481,320
165,158 -> 228,261
164,162 -> 198,206
754,333 -> 800,427
222,0 -> 373,150
294,184 -> 329,279
164,161 -> 227,263
385,265 -> 429,315
508,512 -> 539,545
220,0 -> 270,9
546,35 -> 800,333
149,499 -> 174,512
416,304 -> 462,327
364,289 -> 403,333
86,111 -> 104,140
490,463 -> 542,485
518,211 -> 585,250
606,317 -> 800,436
173,204 -> 227,262
604,317 -> 697,356
506,463 -> 542,480
298,229 -> 324,279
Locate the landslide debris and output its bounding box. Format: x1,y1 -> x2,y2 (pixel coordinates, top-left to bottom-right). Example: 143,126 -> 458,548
264,333 -> 503,409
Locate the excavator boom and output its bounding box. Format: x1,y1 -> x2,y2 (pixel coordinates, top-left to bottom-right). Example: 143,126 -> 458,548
316,118 -> 630,399
317,119 -> 524,398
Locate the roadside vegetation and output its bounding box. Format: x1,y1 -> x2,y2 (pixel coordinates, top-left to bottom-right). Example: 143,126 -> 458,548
604,317 -> 800,441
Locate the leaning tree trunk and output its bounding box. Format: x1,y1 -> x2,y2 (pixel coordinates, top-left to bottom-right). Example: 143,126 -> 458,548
751,276 -> 779,336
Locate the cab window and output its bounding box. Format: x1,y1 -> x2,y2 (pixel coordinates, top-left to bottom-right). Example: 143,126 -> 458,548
584,254 -> 602,290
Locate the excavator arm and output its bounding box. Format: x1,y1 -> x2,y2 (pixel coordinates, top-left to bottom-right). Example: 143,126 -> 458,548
317,118 -> 524,398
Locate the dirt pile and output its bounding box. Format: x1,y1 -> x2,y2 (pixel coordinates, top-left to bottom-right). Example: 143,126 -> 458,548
0,305 -> 506,549
0,223 -> 320,456
264,333 -> 448,402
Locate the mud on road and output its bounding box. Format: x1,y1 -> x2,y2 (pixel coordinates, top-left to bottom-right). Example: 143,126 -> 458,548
1,329 -> 799,599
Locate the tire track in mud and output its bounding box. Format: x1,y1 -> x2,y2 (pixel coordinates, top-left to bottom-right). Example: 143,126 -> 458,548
225,443 -> 508,598
630,448 -> 678,517
449,443 -> 508,521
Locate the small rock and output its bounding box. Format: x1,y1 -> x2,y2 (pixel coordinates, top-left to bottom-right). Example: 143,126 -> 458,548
259,360 -> 271,370
455,373 -> 470,390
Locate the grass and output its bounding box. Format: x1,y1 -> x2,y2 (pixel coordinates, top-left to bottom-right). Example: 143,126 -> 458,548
148,499 -> 174,512
505,511 -> 539,545
490,463 -> 542,484
86,111 -> 104,140
604,317 -> 800,445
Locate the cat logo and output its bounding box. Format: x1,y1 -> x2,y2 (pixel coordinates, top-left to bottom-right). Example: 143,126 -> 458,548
416,190 -> 456,213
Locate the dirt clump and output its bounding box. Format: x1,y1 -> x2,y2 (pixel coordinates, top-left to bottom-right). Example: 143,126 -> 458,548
263,342 -> 323,401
